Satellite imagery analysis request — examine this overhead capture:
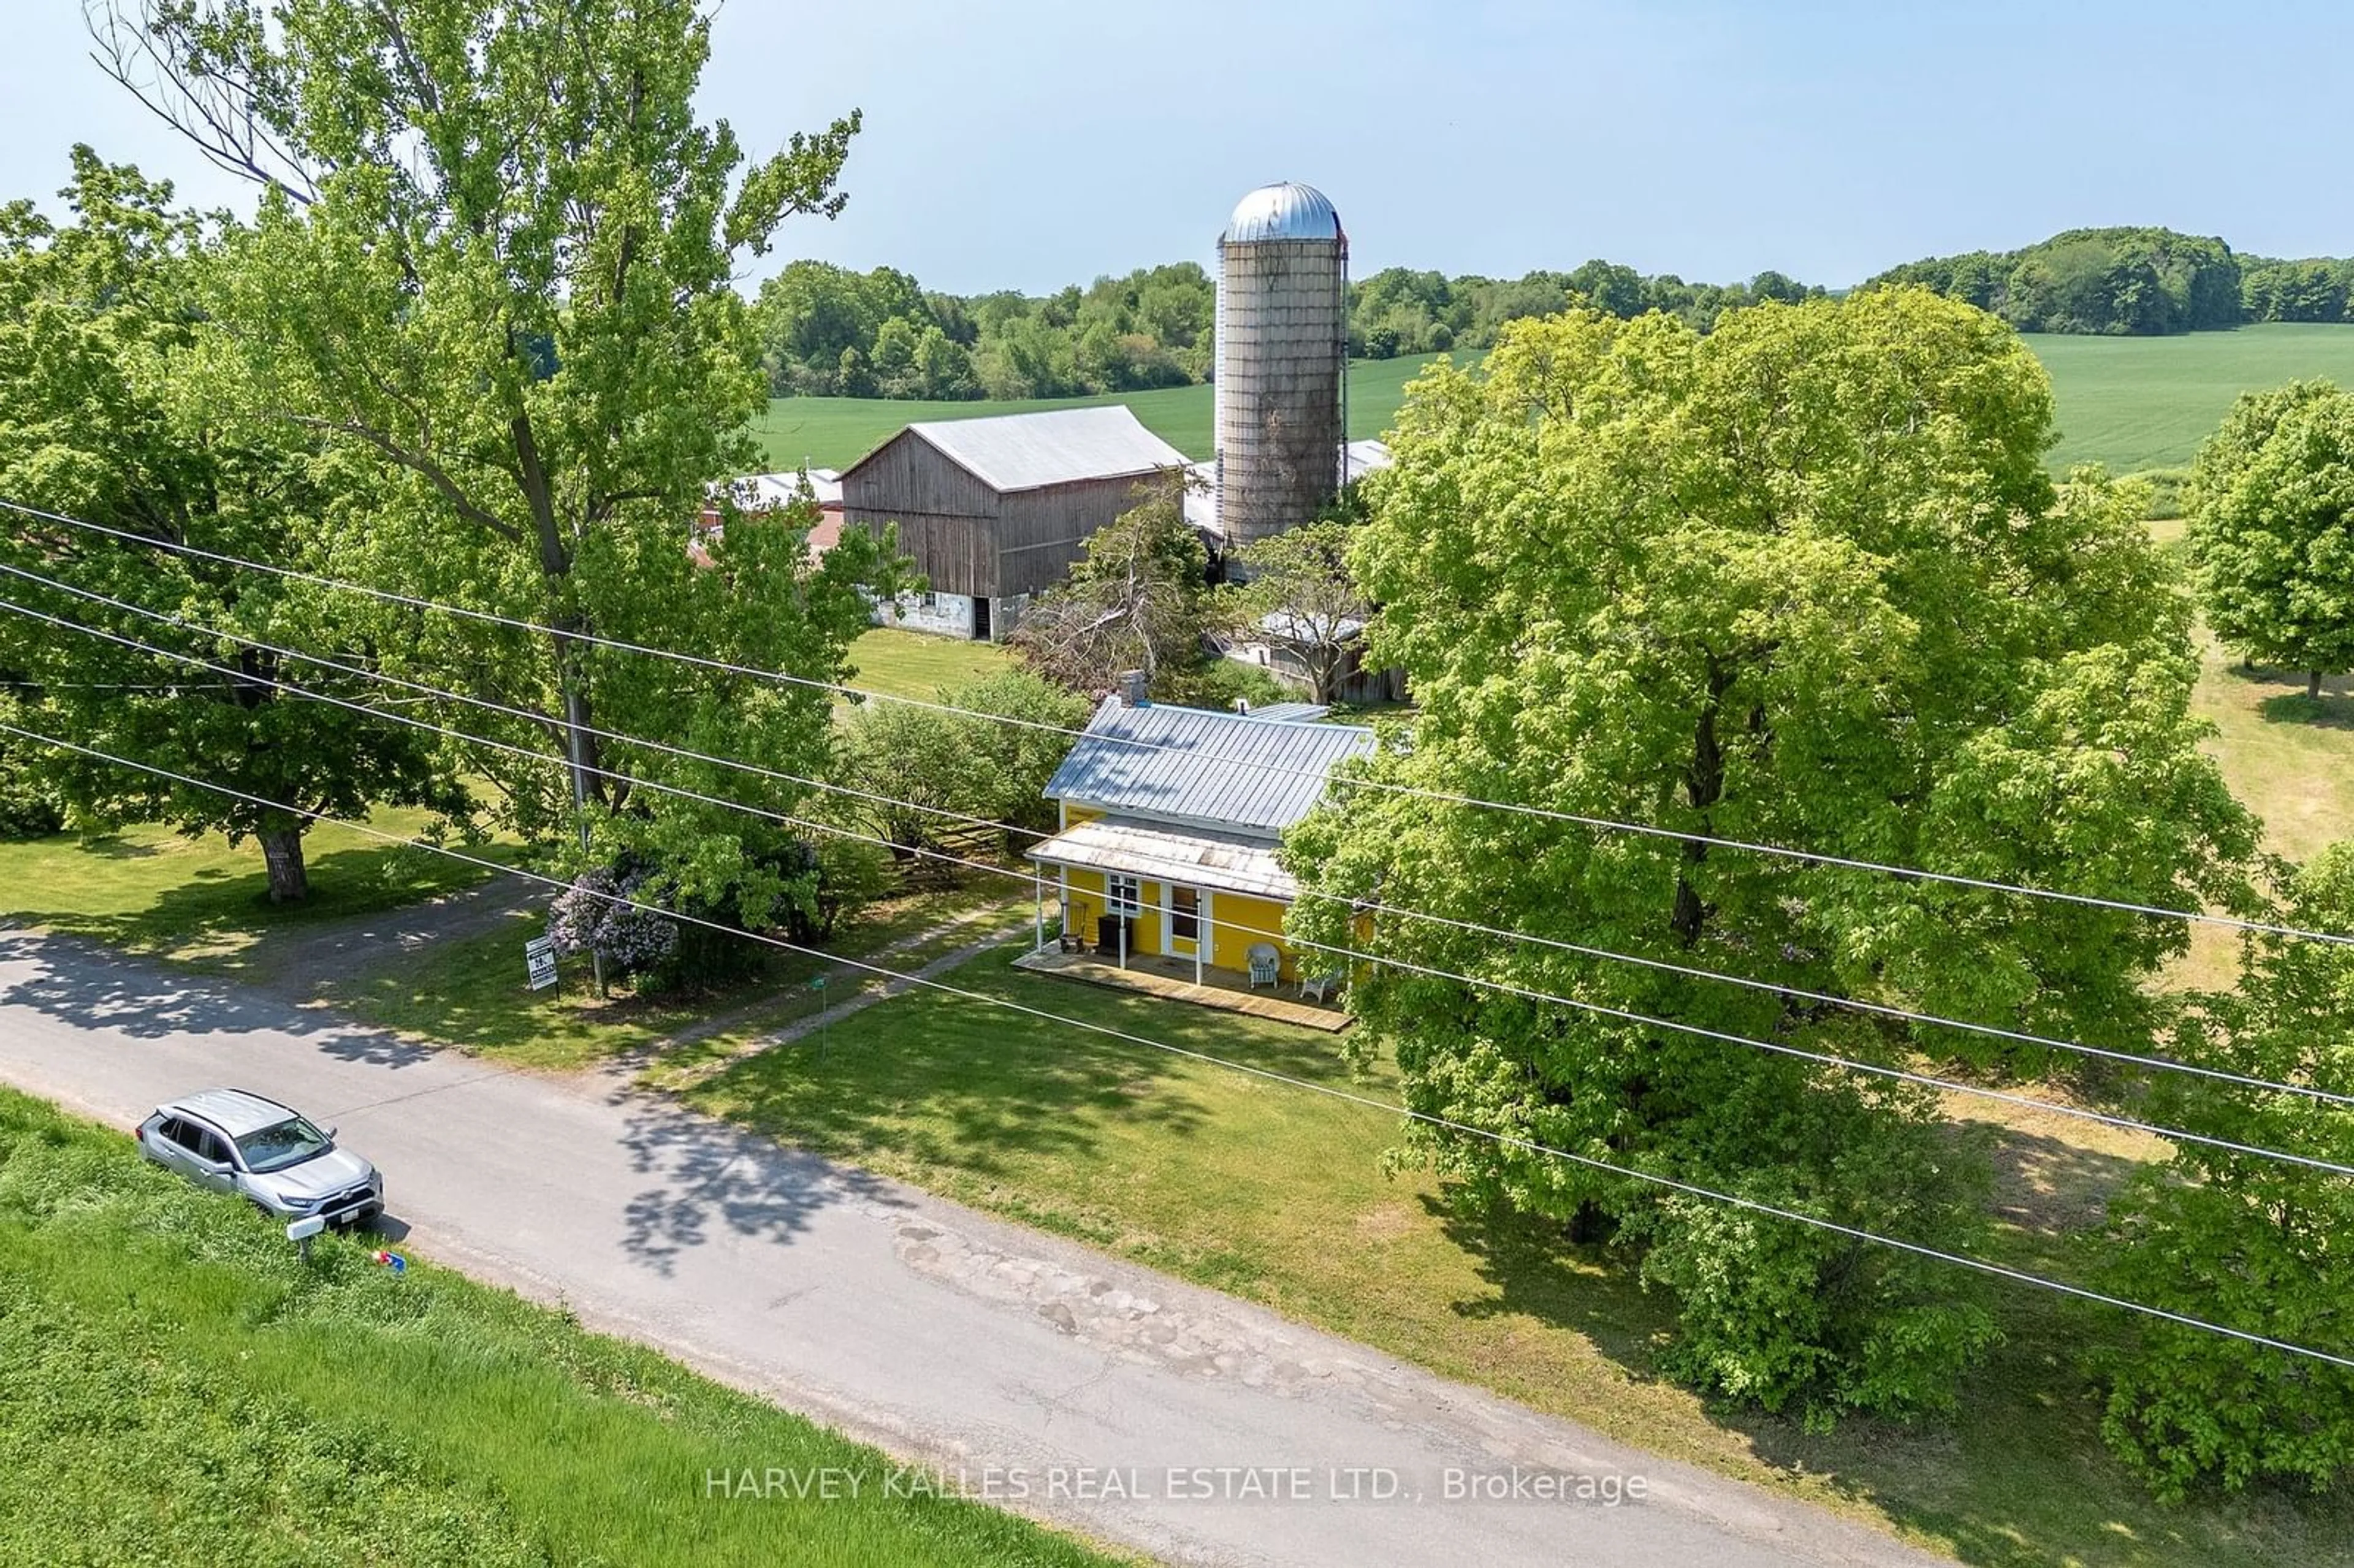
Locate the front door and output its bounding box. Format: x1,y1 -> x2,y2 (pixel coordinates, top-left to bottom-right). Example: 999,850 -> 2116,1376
1165,885 -> 1200,959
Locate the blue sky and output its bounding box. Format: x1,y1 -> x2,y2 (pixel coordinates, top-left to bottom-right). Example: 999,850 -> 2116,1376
5,1 -> 2347,294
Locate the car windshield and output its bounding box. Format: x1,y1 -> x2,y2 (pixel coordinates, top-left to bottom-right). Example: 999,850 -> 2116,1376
235,1116 -> 332,1173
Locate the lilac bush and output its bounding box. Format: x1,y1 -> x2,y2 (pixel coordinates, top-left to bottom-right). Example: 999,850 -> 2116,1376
547,865 -> 679,978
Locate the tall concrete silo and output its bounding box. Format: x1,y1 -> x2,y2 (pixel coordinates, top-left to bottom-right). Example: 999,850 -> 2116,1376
1214,181 -> 1348,555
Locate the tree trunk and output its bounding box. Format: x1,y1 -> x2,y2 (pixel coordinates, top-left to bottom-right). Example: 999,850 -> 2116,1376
2311,669 -> 2324,701
1671,663 -> 1731,948
259,827 -> 308,904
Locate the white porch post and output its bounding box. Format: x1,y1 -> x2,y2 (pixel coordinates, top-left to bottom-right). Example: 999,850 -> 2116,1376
1200,889 -> 1214,985
1194,886 -> 1205,986
1034,867 -> 1044,953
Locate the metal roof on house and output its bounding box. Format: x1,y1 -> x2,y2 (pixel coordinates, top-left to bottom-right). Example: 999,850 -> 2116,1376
856,406 -> 1189,495
1045,697 -> 1374,836
1027,815 -> 1298,902
1222,182 -> 1344,245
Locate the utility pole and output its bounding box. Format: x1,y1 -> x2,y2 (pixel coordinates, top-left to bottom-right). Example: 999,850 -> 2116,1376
561,674 -> 607,999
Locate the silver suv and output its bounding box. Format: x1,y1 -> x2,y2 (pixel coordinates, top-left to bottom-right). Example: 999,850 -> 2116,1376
137,1087 -> 384,1227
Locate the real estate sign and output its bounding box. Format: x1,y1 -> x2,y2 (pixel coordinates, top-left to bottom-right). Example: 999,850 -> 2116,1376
525,934 -> 560,992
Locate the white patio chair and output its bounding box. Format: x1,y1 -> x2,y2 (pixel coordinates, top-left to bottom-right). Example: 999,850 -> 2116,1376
1246,944 -> 1281,989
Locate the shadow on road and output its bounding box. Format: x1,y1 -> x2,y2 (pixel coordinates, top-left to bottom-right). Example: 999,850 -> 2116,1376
613,1094 -> 910,1276
0,929 -> 439,1066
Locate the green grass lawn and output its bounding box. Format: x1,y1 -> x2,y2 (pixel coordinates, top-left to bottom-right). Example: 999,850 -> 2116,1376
684,947 -> 2350,1568
324,878 -> 1032,1073
2030,323 -> 2354,474
847,625 -> 1015,702
753,354 -> 1449,471
0,807 -> 517,969
0,1087 -> 1119,1568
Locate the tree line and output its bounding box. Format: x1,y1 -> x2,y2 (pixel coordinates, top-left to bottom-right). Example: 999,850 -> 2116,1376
750,256 -> 1830,402
1867,226 -> 2354,334
753,259 -> 1216,401
760,224 -> 2354,408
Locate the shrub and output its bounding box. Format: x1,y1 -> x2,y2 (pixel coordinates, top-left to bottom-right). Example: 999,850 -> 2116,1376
547,865 -> 679,978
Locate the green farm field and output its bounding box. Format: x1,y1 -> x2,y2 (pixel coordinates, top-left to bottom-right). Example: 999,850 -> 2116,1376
756,325 -> 2354,480
753,353 -> 1447,471
2024,323 -> 2354,472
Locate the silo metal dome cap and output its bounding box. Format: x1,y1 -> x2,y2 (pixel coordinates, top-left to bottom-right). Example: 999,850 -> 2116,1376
1222,182 -> 1344,244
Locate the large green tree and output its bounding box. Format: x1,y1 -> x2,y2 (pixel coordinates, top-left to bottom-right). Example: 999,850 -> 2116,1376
0,150 -> 457,899
2185,380 -> 2354,699
1286,291 -> 2258,1425
1221,518 -> 1374,706
96,0 -> 897,926
2095,846 -> 2354,1498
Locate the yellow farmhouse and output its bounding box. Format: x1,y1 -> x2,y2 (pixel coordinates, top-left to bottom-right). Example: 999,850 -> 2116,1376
1024,682 -> 1375,989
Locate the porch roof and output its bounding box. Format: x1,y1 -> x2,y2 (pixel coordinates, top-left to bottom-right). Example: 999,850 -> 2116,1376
1026,815 -> 1296,903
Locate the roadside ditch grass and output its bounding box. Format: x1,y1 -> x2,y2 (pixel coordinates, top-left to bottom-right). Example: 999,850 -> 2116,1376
683,946 -> 2353,1568
0,1086 -> 1125,1568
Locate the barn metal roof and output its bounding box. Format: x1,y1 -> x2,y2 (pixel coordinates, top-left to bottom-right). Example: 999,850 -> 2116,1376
870,405 -> 1189,495
1222,182 -> 1345,245
1026,816 -> 1298,902
1045,697 -> 1374,836
726,469 -> 842,509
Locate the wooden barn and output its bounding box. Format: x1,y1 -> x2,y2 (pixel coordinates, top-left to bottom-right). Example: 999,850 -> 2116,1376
840,405 -> 1189,641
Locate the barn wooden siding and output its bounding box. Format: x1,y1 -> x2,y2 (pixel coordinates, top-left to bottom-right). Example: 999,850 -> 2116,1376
995,471 -> 1183,598
840,430 -> 1004,596
844,433 -> 1184,603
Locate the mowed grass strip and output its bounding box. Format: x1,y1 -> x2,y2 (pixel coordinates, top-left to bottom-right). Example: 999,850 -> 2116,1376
753,354 -> 1449,471
0,1087 -> 1122,1568
685,948 -> 2353,1568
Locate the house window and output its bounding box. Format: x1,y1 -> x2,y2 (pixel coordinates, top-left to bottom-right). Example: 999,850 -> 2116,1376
1170,886 -> 1199,942
1107,875 -> 1141,915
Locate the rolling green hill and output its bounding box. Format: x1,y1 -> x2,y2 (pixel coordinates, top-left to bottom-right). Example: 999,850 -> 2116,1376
2028,324 -> 2354,473
755,326 -> 2354,481
753,353 -> 1447,471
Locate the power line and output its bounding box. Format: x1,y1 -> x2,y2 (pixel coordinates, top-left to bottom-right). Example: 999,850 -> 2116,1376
8,714 -> 2348,1374
9,592 -> 2349,1179
7,555 -> 2349,1112
10,495 -> 2342,950
0,560 -> 1021,842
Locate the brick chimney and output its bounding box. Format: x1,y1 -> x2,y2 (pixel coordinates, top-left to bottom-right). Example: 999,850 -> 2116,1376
1116,669 -> 1150,708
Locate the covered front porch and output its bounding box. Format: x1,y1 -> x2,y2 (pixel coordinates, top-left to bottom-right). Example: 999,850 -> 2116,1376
1010,946 -> 1351,1033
